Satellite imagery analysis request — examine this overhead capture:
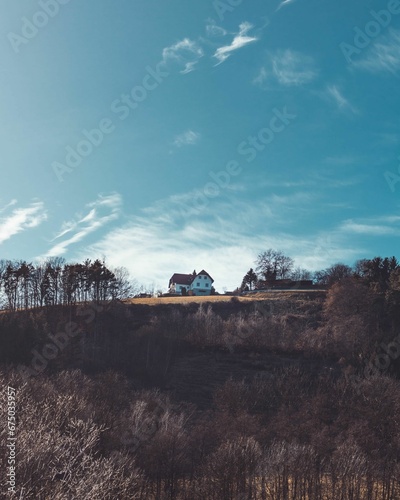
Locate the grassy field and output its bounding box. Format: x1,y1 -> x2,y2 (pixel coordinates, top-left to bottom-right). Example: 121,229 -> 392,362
125,290 -> 325,305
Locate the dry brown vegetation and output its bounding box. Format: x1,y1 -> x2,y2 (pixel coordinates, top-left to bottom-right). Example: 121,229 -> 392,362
1,267 -> 400,499
126,290 -> 323,305
1,368 -> 400,499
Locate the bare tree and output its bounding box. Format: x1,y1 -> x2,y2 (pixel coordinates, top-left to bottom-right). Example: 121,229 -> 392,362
111,266 -> 133,299
314,262 -> 353,287
290,266 -> 312,281
255,249 -> 294,281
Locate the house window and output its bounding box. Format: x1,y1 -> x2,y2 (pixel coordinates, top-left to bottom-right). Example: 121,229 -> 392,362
205,283 -> 209,287
197,282 -> 200,286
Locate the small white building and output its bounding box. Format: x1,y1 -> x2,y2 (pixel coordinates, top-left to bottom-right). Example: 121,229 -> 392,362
168,270 -> 214,296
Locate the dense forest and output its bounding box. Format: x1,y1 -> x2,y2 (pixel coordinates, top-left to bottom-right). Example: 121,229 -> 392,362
1,254 -> 400,499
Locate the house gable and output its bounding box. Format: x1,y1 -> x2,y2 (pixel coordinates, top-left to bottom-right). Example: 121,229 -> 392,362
196,270 -> 214,283
190,270 -> 214,295
168,270 -> 214,295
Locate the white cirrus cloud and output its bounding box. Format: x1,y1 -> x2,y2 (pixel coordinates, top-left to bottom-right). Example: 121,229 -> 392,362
253,67 -> 268,86
173,130 -> 201,148
213,22 -> 258,65
255,49 -> 318,87
325,85 -> 358,114
353,29 -> 400,74
42,193 -> 122,258
206,20 -> 228,37
276,0 -> 298,11
162,38 -> 204,74
0,201 -> 47,245
72,188 -> 364,291
0,199 -> 17,214
339,216 -> 400,236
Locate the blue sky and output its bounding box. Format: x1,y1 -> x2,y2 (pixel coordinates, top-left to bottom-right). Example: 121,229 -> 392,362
0,0 -> 400,291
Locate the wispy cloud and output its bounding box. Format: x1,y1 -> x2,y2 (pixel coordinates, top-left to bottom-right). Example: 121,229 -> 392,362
173,130 -> 201,148
276,0 -> 297,12
257,178 -> 316,189
311,170 -> 365,188
340,222 -> 397,236
205,20 -> 228,37
75,189 -> 362,291
325,85 -> 358,114
213,22 -> 258,65
255,49 -> 317,87
0,199 -> 17,214
0,201 -> 47,245
340,216 -> 400,236
43,193 -> 122,257
253,67 -> 268,86
162,38 -> 204,74
353,29 -> 400,74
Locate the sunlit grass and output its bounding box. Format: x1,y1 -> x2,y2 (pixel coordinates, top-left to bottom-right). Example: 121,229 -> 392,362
125,290 -> 325,305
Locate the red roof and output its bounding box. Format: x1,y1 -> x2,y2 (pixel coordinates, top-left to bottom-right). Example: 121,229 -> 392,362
169,273 -> 195,287
169,270 -> 214,287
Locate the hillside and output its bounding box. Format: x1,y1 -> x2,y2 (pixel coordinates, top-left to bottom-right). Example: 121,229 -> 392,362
1,282 -> 400,499
0,292 -> 326,382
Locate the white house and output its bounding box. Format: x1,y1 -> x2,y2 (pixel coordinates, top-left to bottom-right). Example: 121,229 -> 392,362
168,270 -> 214,296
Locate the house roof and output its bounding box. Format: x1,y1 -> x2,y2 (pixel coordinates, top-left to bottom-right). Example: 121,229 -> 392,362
169,273 -> 195,287
169,270 -> 214,287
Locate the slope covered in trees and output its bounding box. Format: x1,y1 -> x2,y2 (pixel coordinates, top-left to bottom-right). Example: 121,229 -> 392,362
0,257 -> 132,310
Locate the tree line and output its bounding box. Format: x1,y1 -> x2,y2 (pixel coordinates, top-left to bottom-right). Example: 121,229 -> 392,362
0,257 -> 133,311
241,249 -> 399,291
